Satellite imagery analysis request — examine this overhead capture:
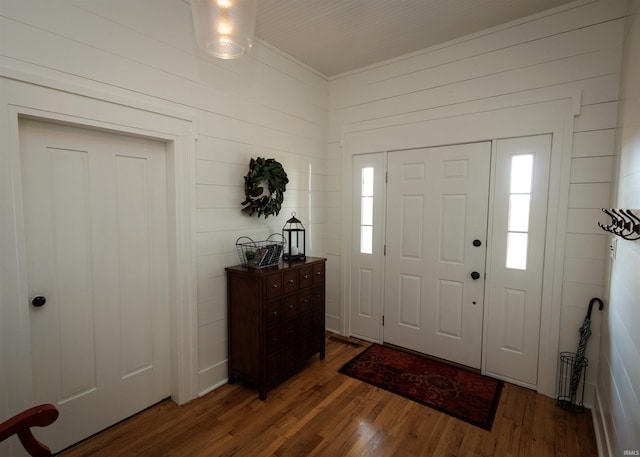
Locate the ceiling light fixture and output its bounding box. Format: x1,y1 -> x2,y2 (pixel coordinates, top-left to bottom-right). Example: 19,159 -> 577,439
191,0 -> 258,60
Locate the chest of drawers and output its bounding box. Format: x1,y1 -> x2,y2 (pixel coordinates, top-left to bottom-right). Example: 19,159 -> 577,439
225,257 -> 326,400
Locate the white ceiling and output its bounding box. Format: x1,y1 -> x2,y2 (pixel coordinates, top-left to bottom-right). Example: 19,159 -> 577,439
254,0 -> 579,77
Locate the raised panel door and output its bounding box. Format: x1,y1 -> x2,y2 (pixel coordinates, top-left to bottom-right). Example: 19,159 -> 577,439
384,142 -> 491,369
21,119 -> 170,452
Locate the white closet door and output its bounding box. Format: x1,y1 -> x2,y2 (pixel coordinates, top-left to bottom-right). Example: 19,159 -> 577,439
21,119 -> 171,452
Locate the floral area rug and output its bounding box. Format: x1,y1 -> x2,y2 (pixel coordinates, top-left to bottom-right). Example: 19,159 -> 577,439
338,344 -> 503,430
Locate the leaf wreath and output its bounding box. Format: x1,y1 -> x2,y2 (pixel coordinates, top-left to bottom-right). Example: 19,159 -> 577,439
241,157 -> 289,218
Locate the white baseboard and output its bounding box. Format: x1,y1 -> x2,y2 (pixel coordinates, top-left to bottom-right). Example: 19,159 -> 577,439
592,386 -> 612,457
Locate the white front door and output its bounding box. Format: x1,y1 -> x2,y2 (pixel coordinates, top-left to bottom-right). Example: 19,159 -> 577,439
384,142 -> 491,369
20,119 -> 171,452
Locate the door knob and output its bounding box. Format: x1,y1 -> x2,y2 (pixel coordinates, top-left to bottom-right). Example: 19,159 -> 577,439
473,239 -> 482,247
32,296 -> 47,307
470,272 -> 481,280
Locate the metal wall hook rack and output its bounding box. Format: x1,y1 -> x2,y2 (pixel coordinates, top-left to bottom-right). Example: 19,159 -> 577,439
597,208 -> 640,240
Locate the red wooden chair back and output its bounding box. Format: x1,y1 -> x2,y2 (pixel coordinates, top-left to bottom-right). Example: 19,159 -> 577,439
0,404 -> 59,457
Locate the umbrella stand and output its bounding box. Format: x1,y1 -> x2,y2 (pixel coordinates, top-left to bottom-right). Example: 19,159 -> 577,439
557,352 -> 588,412
556,297 -> 604,412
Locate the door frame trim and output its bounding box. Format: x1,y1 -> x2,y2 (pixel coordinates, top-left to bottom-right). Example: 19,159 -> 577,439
340,89 -> 580,397
0,73 -> 198,421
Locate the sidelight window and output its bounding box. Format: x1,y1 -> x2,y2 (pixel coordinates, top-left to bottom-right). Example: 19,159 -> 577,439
360,167 -> 374,254
506,154 -> 533,270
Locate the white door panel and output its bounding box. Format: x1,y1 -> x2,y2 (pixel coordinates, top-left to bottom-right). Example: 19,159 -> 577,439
20,119 -> 170,452
350,153 -> 386,341
384,142 -> 491,369
484,135 -> 551,387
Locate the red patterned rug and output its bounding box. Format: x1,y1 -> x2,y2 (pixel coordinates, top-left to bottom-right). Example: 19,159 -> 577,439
339,344 -> 503,430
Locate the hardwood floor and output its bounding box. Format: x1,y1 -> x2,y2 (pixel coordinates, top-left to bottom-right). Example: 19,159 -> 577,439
60,334 -> 598,457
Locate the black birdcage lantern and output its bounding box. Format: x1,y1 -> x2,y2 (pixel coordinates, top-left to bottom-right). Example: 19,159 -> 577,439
282,212 -> 306,261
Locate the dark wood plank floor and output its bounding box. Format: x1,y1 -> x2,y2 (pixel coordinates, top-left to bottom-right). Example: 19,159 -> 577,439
60,334 -> 598,457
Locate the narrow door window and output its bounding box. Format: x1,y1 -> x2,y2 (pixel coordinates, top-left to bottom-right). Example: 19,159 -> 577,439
506,154 -> 533,270
360,167 -> 374,254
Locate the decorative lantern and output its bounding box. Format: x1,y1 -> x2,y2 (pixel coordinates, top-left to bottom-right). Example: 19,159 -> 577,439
282,212 -> 306,261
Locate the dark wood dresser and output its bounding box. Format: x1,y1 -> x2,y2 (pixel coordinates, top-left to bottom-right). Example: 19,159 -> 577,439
226,257 -> 326,400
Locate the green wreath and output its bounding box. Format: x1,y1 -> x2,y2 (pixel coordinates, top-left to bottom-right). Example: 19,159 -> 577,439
241,157 -> 289,218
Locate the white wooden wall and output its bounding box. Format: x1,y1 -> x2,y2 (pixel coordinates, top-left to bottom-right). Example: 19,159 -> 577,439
327,0 -> 626,405
0,0 -> 328,403
2,2 -> 635,451
595,1 -> 640,455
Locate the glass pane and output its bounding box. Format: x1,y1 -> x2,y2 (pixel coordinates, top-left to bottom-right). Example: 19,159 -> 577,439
508,194 -> 531,232
510,154 -> 533,194
506,232 -> 528,270
360,226 -> 373,254
362,167 -> 374,197
361,197 -> 373,225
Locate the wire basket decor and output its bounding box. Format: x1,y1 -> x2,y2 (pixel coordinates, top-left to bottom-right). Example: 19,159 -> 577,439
236,234 -> 284,268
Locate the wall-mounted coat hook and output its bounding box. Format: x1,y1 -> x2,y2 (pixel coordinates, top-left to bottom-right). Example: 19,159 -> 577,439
598,208 -> 640,240
597,209 -> 617,233
611,209 -> 629,236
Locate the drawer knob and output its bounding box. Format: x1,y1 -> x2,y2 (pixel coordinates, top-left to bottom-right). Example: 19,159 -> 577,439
272,311 -> 278,316
272,284 -> 278,288
288,304 -> 294,309
316,272 -> 321,276
289,279 -> 295,284
303,275 -> 309,279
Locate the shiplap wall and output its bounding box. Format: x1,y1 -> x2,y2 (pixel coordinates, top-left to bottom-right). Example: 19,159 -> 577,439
0,0 -> 328,396
596,1 -> 640,455
327,0 -> 626,403
2,1 -> 633,441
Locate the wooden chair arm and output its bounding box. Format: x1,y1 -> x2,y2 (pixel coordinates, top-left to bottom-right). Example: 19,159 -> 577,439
0,404 -> 59,457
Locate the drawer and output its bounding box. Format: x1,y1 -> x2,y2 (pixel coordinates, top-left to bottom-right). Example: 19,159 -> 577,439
312,306 -> 324,329
284,321 -> 299,345
298,266 -> 313,289
312,287 -> 324,308
283,270 -> 298,295
299,290 -> 312,314
284,345 -> 300,372
266,326 -> 282,354
299,312 -> 312,334
312,262 -> 325,286
283,295 -> 298,320
266,300 -> 282,327
266,273 -> 282,300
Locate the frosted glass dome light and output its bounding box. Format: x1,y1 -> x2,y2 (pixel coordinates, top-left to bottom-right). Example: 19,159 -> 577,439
191,0 -> 258,59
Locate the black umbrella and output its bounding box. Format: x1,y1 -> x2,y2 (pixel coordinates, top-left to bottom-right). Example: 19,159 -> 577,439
569,297 -> 604,404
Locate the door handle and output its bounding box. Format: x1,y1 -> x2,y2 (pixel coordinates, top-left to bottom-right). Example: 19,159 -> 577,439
470,272 -> 481,280
32,296 -> 47,307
